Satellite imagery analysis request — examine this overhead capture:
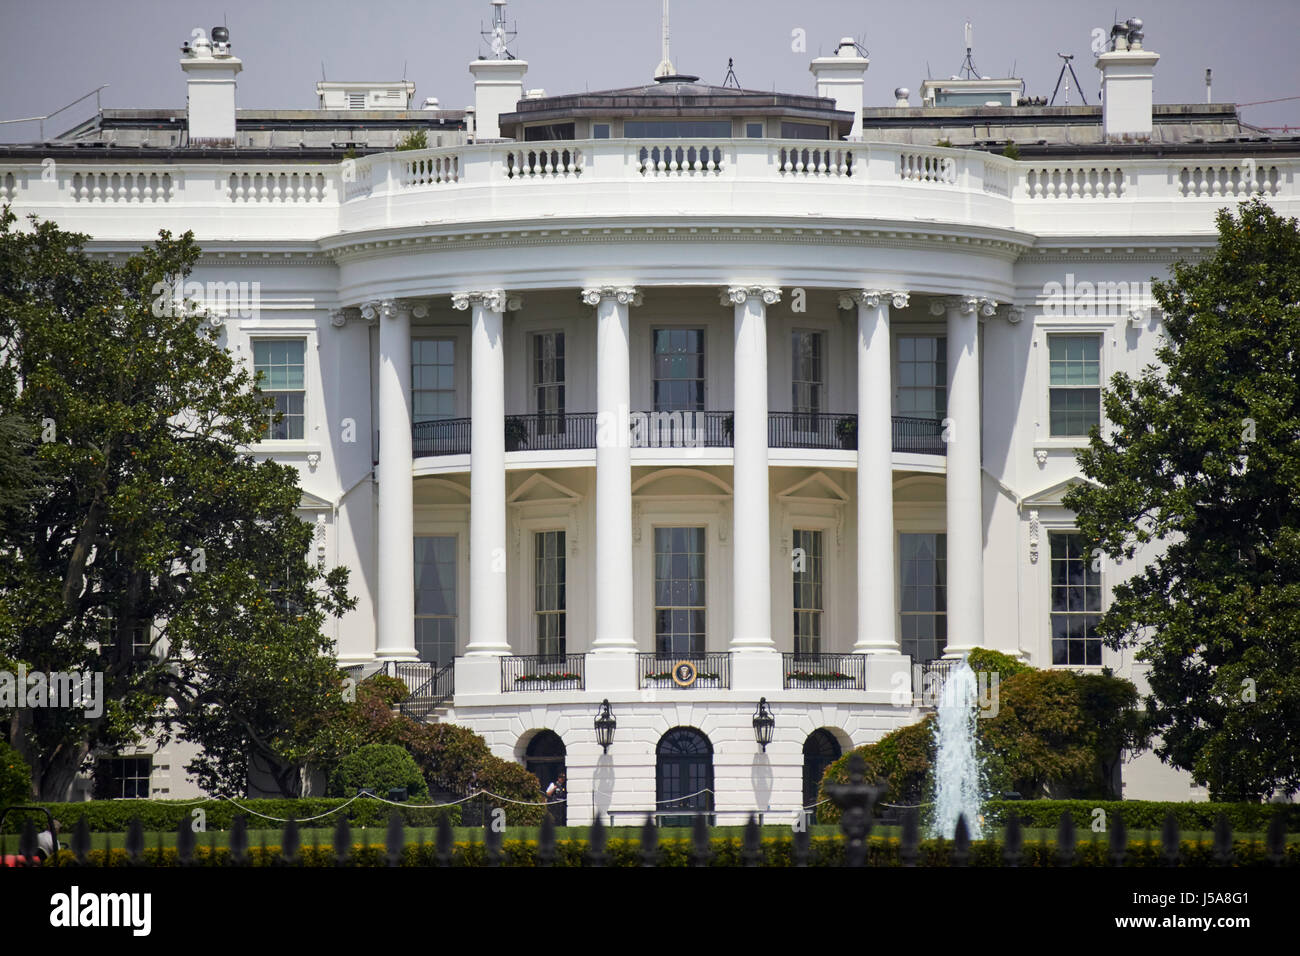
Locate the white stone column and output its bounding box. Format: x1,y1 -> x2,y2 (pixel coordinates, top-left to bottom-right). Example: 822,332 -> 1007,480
843,290 -> 908,654
931,295 -> 995,656
454,290 -> 520,656
375,298 -> 417,661
723,286 -> 780,656
584,287 -> 641,656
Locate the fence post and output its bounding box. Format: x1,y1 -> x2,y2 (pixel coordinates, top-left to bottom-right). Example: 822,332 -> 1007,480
792,822 -> 811,867
1109,812 -> 1127,867
825,753 -> 884,867
1003,812 -> 1023,867
73,817 -> 90,866
742,814 -> 762,867
334,817 -> 352,866
901,807 -> 920,867
640,814 -> 659,867
126,816 -> 144,865
386,810 -> 404,867
952,815 -> 971,867
1266,812 -> 1286,866
538,813 -> 556,867
691,815 -> 712,867
587,816 -> 609,867
1212,813 -> 1234,866
230,815 -> 248,865
176,816 -> 195,866
1056,811 -> 1076,867
1161,811 -> 1181,866
282,818 -> 301,865
436,815 -> 454,867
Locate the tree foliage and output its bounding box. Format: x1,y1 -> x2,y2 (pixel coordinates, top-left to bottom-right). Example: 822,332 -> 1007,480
0,209 -> 355,798
1063,199 -> 1300,801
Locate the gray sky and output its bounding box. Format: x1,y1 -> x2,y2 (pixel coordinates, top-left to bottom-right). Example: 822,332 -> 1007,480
2,0 -> 1298,142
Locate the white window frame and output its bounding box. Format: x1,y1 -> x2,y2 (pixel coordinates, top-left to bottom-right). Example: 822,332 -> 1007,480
249,335 -> 310,446
1033,319 -> 1114,449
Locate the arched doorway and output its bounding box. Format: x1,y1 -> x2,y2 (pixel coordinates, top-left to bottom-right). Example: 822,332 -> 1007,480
656,727 -> 713,826
524,730 -> 567,825
803,729 -> 842,825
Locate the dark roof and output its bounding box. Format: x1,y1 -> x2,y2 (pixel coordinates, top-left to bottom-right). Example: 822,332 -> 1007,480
500,75 -> 854,136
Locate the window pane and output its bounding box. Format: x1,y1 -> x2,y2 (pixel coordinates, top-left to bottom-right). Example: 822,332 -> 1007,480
655,527 -> 706,655
1049,532 -> 1103,667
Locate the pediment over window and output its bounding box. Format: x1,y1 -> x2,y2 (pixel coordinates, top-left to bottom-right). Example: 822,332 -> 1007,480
1022,476 -> 1098,508
631,467 -> 732,498
297,490 -> 331,511
775,471 -> 849,503
507,472 -> 583,504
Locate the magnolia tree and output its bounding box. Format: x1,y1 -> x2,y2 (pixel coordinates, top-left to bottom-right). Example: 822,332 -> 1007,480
0,209 -> 355,799
1064,199 -> 1300,801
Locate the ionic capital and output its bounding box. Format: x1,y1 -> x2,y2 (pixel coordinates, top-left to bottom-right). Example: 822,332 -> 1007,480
720,285 -> 782,306
580,286 -> 643,307
930,296 -> 997,317
839,289 -> 910,311
451,290 -> 523,313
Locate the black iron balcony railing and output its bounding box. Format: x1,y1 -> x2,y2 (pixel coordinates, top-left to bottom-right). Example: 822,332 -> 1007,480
637,652 -> 731,689
409,412 -> 946,457
506,413 -> 599,451
412,417 -> 472,457
913,657 -> 959,706
782,652 -> 867,689
501,654 -> 585,692
630,409 -> 733,448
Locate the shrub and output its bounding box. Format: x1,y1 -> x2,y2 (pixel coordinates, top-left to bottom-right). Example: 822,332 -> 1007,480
984,799 -> 1300,834
329,744 -> 428,799
818,717 -> 936,824
396,129 -> 429,151
1001,141 -> 1021,159
0,741 -> 32,808
965,648 -> 1029,681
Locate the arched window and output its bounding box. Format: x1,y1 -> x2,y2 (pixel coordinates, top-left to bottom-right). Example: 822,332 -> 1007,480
656,727 -> 713,826
803,729 -> 842,825
524,730 -> 567,825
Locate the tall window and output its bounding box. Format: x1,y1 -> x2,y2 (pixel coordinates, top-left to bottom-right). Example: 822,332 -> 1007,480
533,332 -> 565,434
414,536 -> 457,667
791,331 -> 824,419
1048,334 -> 1102,437
94,756 -> 151,799
897,336 -> 947,420
412,339 -> 456,424
1050,532 -> 1103,665
253,340 -> 305,439
900,533 -> 947,663
653,329 -> 705,412
654,527 -> 705,656
535,530 -> 566,657
792,529 -> 824,655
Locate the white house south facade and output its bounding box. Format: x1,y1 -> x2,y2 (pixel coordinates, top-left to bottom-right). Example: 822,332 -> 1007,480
5,6 -> 1298,813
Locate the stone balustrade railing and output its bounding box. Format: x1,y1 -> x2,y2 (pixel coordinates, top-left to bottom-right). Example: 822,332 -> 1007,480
2,141 -> 1296,240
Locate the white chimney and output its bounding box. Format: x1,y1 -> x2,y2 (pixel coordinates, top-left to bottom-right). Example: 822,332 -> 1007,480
1095,18 -> 1159,140
180,27 -> 242,146
468,58 -> 528,139
809,38 -> 870,139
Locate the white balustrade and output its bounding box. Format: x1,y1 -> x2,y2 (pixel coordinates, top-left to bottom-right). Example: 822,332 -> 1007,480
400,153 -> 459,187
1025,166 -> 1125,199
1179,163 -> 1281,198
505,146 -> 583,179
778,146 -> 854,177
637,142 -> 725,176
227,169 -> 326,202
71,170 -> 174,202
899,150 -> 958,185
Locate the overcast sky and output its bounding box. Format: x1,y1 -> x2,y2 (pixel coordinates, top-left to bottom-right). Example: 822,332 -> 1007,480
2,0 -> 1298,141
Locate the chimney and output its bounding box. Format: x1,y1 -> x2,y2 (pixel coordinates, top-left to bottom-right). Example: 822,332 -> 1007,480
468,58 -> 528,140
1095,17 -> 1159,140
810,38 -> 871,139
180,26 -> 242,146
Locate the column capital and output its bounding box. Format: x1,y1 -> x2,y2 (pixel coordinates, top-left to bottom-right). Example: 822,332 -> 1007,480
1004,305 -> 1025,324
838,289 -> 910,311
719,285 -> 782,306
451,290 -> 523,313
929,295 -> 997,317
580,286 -> 643,307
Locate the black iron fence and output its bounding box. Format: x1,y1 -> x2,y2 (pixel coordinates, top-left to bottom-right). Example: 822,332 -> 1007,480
770,411 -> 856,449
892,415 -> 946,455
782,652 -> 866,689
913,658 -> 958,705
637,652 -> 731,689
629,409 -> 733,448
5,757 -> 1294,867
501,654 -> 585,692
505,413 -> 598,451
412,418 -> 472,457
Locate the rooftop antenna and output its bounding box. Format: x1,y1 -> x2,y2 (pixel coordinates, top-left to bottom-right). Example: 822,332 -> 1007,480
958,20 -> 980,79
654,0 -> 675,78
480,0 -> 517,60
1050,52 -> 1088,105
321,61 -> 326,81
722,57 -> 740,89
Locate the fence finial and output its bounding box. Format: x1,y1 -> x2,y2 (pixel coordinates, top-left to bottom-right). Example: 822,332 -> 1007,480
386,810 -> 404,866
691,814 -> 712,867
1161,811 -> 1181,866
587,816 -> 609,867
640,814 -> 659,867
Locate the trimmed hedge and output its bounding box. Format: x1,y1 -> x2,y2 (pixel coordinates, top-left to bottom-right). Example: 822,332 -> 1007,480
43,835 -> 1300,867
985,799 -> 1300,834
329,744 -> 428,799
0,797 -> 459,834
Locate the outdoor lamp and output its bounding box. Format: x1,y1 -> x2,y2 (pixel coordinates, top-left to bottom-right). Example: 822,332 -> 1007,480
752,698 -> 775,752
594,698 -> 616,752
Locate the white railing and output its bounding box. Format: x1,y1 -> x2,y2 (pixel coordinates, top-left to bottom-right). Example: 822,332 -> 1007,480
636,142 -> 726,176
1178,163 -> 1282,198
72,170 -> 175,202
1025,165 -> 1126,199
777,145 -> 855,177
505,146 -> 583,179
898,150 -> 958,185
3,144 -> 1297,239
227,169 -> 328,202
401,153 -> 459,187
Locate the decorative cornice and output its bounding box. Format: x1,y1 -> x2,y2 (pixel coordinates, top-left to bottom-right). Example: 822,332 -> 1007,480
451,290 -> 523,312
580,286 -> 643,307
930,296 -> 998,317
719,285 -> 782,306
838,289 -> 910,311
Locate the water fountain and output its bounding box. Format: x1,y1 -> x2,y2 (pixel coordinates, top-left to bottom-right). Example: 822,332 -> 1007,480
930,658 -> 983,839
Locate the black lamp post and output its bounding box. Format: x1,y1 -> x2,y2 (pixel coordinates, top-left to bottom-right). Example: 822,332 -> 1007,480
752,698 -> 775,752
594,699 -> 616,753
